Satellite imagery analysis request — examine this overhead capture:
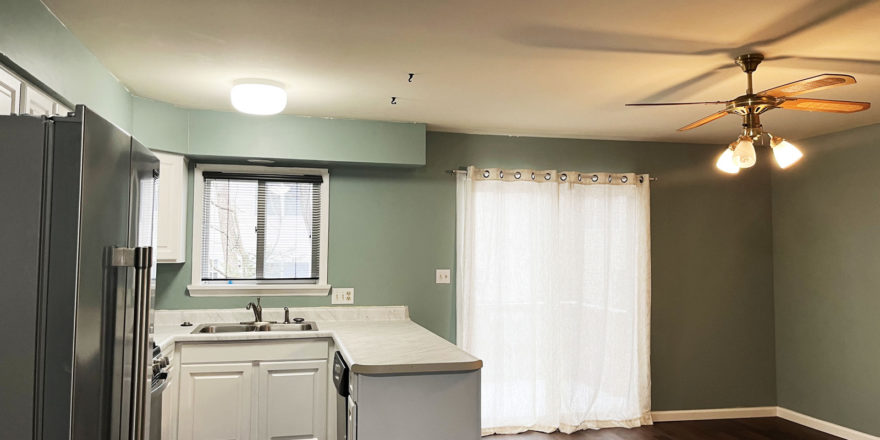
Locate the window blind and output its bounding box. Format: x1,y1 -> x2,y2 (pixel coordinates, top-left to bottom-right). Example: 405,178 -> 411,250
201,172 -> 322,283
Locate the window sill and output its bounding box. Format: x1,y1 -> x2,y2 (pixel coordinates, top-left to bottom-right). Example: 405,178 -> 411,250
187,284 -> 332,297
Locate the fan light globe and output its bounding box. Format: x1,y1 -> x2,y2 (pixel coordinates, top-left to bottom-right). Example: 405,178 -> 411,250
731,136 -> 757,168
230,81 -> 287,115
771,136 -> 804,169
716,147 -> 740,174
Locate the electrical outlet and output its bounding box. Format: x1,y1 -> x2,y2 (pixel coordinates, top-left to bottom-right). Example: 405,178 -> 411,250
332,288 -> 354,304
436,269 -> 451,284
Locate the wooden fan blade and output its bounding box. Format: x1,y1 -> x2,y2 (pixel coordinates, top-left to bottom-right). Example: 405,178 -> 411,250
758,74 -> 856,97
778,98 -> 870,113
678,111 -> 729,131
626,101 -> 728,106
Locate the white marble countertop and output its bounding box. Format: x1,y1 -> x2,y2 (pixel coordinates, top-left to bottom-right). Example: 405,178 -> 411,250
153,306 -> 482,374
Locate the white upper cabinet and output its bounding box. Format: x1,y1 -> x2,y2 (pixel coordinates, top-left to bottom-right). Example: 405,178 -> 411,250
55,103 -> 71,116
154,151 -> 188,263
22,85 -> 55,116
0,67 -> 22,115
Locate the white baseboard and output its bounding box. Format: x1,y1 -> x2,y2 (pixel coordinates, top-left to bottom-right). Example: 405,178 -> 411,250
777,407 -> 879,440
651,406 -> 879,440
651,407 -> 777,422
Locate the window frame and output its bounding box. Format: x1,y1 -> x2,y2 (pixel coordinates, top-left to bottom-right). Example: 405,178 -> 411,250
188,163 -> 330,296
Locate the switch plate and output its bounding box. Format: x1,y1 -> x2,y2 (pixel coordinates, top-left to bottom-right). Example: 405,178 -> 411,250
436,269 -> 451,284
332,288 -> 354,304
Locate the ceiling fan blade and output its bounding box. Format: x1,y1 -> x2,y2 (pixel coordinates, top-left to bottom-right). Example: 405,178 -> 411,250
758,74 -> 856,98
677,111 -> 729,131
506,26 -> 727,56
778,98 -> 870,113
626,101 -> 728,107
742,0 -> 873,49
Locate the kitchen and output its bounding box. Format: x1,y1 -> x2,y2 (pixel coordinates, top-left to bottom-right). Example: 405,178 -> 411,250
2,1 -> 880,440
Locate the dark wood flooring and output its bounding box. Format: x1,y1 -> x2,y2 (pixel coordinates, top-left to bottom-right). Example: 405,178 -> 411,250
488,417 -> 842,439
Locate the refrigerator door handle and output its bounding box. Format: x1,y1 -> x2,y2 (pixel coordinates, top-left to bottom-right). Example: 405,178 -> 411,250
112,246 -> 153,440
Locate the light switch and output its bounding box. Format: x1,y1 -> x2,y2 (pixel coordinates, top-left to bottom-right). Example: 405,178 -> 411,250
332,288 -> 354,304
436,269 -> 451,284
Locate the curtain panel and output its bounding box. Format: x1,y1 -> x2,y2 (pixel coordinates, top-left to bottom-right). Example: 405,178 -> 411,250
456,166 -> 652,435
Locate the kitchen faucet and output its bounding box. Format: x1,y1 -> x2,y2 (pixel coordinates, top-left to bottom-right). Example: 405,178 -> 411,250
246,297 -> 263,323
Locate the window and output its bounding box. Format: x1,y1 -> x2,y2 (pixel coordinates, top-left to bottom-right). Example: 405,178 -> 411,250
189,164 -> 330,296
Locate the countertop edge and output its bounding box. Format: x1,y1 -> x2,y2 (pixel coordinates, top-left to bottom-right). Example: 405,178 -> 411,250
351,360 -> 483,375
155,323 -> 483,375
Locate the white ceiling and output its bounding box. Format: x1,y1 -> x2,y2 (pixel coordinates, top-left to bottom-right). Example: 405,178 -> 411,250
42,0 -> 880,144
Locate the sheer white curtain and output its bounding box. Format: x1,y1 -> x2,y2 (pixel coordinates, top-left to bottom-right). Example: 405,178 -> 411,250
456,166 -> 651,435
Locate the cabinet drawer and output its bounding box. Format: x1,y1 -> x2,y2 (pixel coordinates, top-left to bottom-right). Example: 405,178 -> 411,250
180,339 -> 329,364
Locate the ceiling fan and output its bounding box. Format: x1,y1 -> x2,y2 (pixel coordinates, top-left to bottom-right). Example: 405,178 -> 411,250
626,53 -> 871,173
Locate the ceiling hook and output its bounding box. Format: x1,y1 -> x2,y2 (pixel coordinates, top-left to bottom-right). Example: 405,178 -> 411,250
391,97 -> 397,105
408,73 -> 414,83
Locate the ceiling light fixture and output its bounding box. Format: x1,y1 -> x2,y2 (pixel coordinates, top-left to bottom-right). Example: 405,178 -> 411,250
770,136 -> 804,169
230,80 -> 287,115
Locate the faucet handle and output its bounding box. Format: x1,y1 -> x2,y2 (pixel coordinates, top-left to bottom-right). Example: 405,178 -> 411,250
283,306 -> 291,324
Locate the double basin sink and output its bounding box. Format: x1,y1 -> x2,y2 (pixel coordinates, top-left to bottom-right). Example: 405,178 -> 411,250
192,321 -> 318,334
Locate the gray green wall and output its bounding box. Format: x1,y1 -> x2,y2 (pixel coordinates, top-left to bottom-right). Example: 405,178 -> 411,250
772,123 -> 880,436
156,131 -> 779,411
0,0 -> 132,129
132,97 -> 427,166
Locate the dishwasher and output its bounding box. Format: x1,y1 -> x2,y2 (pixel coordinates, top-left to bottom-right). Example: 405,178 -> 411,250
332,351 -> 352,440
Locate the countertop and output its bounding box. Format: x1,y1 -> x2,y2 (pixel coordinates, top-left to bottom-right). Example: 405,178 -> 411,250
153,306 -> 482,375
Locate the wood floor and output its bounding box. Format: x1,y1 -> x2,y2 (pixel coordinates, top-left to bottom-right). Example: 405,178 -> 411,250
488,417 -> 842,439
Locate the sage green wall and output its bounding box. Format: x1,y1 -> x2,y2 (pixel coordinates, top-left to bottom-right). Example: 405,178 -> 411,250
156,131 -> 778,411
772,123 -> 880,436
0,0 -> 132,129
132,96 -> 427,166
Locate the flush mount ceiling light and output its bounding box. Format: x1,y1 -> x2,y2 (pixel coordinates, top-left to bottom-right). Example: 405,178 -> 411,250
230,80 -> 287,115
627,53 -> 871,174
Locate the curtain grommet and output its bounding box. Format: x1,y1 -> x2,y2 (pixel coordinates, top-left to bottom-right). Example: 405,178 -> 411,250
514,171 -> 522,179
621,176 -> 628,183
483,170 -> 490,178
591,175 -> 599,182
544,173 -> 551,181
560,173 -> 567,182
499,170 -> 504,178
639,176 -> 644,183
577,174 -> 583,182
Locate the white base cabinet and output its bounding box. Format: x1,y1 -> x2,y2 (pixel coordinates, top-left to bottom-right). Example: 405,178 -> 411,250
173,340 -> 329,440
178,363 -> 253,440
257,360 -> 327,440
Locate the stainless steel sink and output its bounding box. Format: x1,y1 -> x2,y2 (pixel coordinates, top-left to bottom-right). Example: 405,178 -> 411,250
191,322 -> 318,334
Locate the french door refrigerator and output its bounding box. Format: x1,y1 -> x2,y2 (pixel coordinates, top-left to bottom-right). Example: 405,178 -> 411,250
0,105 -> 159,440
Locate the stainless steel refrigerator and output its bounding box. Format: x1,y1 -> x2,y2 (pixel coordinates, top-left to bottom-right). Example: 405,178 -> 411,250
0,105 -> 159,440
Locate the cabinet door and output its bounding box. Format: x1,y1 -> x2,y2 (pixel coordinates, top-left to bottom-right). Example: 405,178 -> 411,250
178,363 -> 253,440
0,67 -> 21,115
54,103 -> 71,116
22,85 -> 54,116
153,151 -> 187,263
256,360 -> 327,440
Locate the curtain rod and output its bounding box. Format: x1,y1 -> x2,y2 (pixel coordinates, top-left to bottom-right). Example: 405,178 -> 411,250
445,169 -> 658,181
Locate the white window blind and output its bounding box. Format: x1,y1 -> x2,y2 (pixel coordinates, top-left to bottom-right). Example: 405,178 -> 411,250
200,172 -> 322,283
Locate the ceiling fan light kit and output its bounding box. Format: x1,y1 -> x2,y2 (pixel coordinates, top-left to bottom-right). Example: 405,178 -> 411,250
627,53 -> 870,174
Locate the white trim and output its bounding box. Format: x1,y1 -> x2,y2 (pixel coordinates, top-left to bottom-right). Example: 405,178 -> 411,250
650,407 -> 777,422
650,406 -> 879,440
190,164 -> 330,297
777,407 -> 879,440
187,284 -> 331,297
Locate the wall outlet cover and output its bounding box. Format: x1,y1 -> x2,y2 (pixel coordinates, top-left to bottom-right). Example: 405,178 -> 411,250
436,269 -> 451,284
332,287 -> 354,304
